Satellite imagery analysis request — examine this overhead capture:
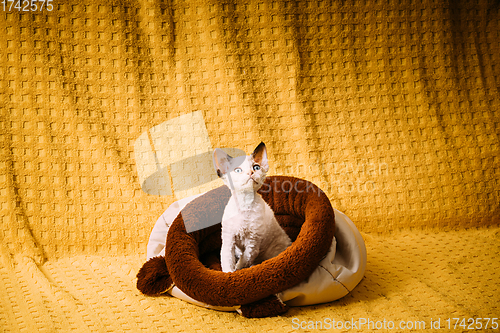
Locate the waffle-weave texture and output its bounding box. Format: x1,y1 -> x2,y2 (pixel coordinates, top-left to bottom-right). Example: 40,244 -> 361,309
1,0 -> 499,260
0,228 -> 498,332
0,0 -> 499,331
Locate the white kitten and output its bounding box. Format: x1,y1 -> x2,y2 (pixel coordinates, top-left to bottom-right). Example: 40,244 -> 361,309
213,142 -> 292,273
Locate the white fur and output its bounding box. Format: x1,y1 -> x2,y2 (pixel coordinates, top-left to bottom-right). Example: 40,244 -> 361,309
213,143 -> 292,273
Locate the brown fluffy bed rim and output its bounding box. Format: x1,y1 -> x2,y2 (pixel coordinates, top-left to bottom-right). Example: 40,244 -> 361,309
137,176 -> 336,310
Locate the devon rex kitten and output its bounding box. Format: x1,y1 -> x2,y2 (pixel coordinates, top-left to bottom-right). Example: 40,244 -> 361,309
213,142 -> 292,273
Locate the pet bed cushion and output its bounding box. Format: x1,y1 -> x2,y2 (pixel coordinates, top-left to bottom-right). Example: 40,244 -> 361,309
138,176 -> 366,313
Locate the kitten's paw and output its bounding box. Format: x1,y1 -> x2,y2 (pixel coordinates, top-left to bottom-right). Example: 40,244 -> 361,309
221,261 -> 235,273
235,260 -> 246,271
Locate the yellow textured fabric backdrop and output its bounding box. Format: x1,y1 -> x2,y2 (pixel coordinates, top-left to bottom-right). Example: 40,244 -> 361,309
1,0 -> 499,331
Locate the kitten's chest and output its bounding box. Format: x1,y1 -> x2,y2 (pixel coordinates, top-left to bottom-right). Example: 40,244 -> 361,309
221,196 -> 272,235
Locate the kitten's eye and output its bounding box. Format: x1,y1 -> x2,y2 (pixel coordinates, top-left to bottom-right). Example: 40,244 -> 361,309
252,164 -> 261,171
234,168 -> 242,173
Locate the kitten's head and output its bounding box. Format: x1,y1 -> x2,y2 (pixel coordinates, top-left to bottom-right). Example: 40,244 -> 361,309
213,142 -> 269,192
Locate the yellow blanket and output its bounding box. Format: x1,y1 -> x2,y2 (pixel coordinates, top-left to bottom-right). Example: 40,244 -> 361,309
1,0 -> 499,331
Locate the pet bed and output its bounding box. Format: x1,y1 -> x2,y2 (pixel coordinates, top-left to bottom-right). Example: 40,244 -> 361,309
137,176 -> 366,317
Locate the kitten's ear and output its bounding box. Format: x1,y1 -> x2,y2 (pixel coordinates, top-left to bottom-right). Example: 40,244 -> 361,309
252,142 -> 269,171
213,148 -> 233,177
